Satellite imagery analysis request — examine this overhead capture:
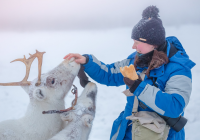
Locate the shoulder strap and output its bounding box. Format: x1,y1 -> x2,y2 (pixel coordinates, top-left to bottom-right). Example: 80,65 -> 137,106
169,43 -> 178,58
150,43 -> 178,87
151,77 -> 158,88
132,96 -> 139,114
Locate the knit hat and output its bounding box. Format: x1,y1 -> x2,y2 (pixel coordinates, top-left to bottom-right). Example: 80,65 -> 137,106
131,6 -> 165,47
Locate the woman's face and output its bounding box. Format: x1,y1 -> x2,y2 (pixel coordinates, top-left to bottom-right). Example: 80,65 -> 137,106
132,40 -> 155,54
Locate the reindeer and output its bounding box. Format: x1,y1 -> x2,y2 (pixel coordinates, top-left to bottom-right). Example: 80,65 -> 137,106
48,82 -> 97,140
0,50 -> 80,140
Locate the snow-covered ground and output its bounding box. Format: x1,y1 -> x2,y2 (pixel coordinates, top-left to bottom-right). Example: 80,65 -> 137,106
0,25 -> 199,140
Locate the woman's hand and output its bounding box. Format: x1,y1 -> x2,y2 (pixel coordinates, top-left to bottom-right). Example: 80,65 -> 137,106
63,53 -> 86,64
123,75 -> 142,88
123,76 -> 142,95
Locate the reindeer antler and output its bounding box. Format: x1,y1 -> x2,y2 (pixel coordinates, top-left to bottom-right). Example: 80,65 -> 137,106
42,85 -> 78,114
0,50 -> 45,86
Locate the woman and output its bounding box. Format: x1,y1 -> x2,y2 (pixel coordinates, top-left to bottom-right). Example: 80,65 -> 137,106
64,6 -> 195,140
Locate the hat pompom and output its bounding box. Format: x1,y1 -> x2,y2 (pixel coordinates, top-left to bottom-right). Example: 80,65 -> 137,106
142,5 -> 159,19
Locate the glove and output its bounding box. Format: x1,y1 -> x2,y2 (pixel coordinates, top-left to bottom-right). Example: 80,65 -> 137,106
123,75 -> 142,94
78,65 -> 90,88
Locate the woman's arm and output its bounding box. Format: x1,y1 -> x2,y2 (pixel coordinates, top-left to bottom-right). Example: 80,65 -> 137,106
82,54 -> 133,86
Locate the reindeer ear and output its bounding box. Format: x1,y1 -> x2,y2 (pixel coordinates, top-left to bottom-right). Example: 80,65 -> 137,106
33,89 -> 46,101
82,114 -> 94,127
21,86 -> 29,93
60,112 -> 74,122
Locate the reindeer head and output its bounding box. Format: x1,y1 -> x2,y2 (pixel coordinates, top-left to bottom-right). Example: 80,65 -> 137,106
50,82 -> 98,140
61,82 -> 97,127
28,59 -> 80,105
0,50 -> 80,105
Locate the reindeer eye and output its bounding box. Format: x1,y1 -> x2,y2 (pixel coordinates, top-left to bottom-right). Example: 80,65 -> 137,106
46,77 -> 57,87
52,78 -> 55,84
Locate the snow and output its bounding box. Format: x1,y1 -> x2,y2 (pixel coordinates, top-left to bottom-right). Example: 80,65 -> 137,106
0,25 -> 199,140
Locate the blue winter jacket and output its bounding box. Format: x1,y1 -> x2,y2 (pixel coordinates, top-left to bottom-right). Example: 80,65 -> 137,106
82,36 -> 196,140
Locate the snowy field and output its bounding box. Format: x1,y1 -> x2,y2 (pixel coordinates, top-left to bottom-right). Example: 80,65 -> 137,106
0,25 -> 199,140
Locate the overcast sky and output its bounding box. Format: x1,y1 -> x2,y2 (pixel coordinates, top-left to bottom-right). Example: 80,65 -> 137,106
0,0 -> 200,31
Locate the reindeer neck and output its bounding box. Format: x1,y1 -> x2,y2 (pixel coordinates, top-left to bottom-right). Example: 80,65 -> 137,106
62,116 -> 91,140
21,100 -> 65,128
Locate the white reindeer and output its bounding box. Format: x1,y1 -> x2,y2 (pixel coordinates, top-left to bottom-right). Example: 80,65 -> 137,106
0,50 -> 80,140
49,82 -> 97,140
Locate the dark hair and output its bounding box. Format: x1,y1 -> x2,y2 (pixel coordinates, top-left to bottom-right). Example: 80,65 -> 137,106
134,50 -> 169,77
